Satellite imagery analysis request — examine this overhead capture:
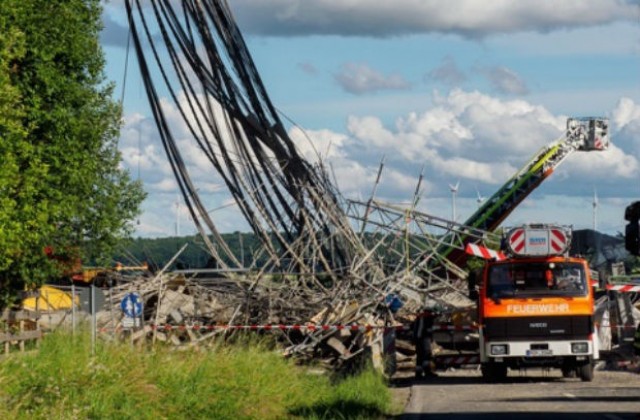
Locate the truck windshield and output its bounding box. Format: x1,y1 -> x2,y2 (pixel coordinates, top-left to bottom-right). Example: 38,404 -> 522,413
487,262 -> 587,298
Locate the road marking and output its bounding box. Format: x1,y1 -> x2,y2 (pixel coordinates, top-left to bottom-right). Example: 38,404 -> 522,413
563,393 -> 577,399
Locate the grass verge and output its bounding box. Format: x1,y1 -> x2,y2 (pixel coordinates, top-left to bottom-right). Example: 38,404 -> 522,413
0,330 -> 398,419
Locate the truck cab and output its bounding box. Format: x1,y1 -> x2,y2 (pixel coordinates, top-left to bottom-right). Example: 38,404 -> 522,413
478,224 -> 598,382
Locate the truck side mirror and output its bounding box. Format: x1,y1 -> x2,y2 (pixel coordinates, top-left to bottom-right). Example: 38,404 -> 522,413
467,270 -> 479,301
625,201 -> 640,256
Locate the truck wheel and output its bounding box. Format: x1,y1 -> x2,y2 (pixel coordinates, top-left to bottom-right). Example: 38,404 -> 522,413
578,363 -> 594,382
481,363 -> 507,383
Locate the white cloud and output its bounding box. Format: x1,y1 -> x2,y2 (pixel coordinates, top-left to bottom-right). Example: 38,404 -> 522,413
119,115 -> 173,185
230,0 -> 638,38
612,97 -> 640,130
483,66 -> 529,95
609,98 -> 640,166
297,62 -> 318,75
330,160 -> 376,196
289,126 -> 348,163
344,89 -> 567,182
149,178 -> 178,192
426,56 -> 466,87
563,143 -> 639,180
334,62 -> 411,95
376,168 -> 427,199
397,107 -> 473,150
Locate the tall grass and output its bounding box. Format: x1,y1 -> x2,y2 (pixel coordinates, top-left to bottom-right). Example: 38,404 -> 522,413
0,331 -> 395,419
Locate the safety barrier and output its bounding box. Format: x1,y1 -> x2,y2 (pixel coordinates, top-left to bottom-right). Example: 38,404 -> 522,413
127,322 -> 639,335
103,321 -> 636,335
150,324 -> 397,332
606,284 -> 640,293
99,323 -> 480,334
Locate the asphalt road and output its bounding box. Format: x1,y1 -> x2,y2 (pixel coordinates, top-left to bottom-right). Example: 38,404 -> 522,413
396,368 -> 640,420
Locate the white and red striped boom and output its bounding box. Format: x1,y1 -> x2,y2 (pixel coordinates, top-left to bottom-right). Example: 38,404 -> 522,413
465,243 -> 506,261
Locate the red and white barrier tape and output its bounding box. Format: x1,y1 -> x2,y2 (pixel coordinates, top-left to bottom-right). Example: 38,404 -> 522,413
606,284 -> 640,293
106,320 -> 637,334
149,324 -> 399,333
99,323 -> 479,333
150,323 -> 478,333
100,324 -> 408,333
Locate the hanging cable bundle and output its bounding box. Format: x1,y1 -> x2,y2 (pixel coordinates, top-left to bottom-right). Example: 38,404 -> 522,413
124,0 -> 364,274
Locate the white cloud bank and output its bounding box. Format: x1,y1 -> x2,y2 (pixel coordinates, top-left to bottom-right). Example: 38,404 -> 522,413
230,0 -> 639,38
121,90 -> 640,236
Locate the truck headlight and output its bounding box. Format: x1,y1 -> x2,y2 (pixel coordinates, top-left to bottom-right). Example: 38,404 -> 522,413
571,342 -> 588,354
490,344 -> 508,355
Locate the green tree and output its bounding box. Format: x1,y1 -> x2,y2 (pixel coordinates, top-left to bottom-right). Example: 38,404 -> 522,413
0,0 -> 146,307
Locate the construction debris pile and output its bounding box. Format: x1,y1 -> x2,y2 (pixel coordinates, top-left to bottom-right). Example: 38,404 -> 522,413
97,246 -> 476,368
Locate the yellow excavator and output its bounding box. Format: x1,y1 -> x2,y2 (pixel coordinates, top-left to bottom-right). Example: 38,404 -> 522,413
74,262 -> 149,288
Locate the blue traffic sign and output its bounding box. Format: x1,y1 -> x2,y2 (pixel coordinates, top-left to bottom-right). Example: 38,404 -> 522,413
121,293 -> 143,318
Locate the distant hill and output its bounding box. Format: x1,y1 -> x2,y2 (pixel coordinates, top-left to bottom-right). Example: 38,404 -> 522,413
113,233 -> 264,271
114,229 -> 633,274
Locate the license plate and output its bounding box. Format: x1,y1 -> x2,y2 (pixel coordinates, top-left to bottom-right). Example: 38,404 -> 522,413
526,349 -> 553,357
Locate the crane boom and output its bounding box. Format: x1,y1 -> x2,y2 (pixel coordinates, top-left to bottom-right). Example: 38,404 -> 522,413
438,117 -> 609,270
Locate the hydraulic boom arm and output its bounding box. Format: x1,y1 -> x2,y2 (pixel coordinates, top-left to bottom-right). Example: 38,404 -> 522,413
438,117 -> 609,270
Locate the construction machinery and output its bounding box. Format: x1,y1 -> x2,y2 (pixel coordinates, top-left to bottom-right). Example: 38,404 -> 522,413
475,224 -> 599,382
45,244 -> 149,288
426,225 -> 601,381
437,117 -> 610,273
72,262 -> 150,288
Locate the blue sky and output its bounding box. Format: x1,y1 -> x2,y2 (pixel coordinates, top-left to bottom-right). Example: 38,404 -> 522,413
101,0 -> 640,238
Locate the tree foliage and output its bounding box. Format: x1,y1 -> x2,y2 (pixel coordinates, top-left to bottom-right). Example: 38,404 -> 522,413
0,0 -> 146,306
115,233 -> 268,272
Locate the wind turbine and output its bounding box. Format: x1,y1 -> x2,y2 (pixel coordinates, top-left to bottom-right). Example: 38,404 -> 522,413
475,187 -> 485,209
592,188 -> 598,231
448,180 -> 460,222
